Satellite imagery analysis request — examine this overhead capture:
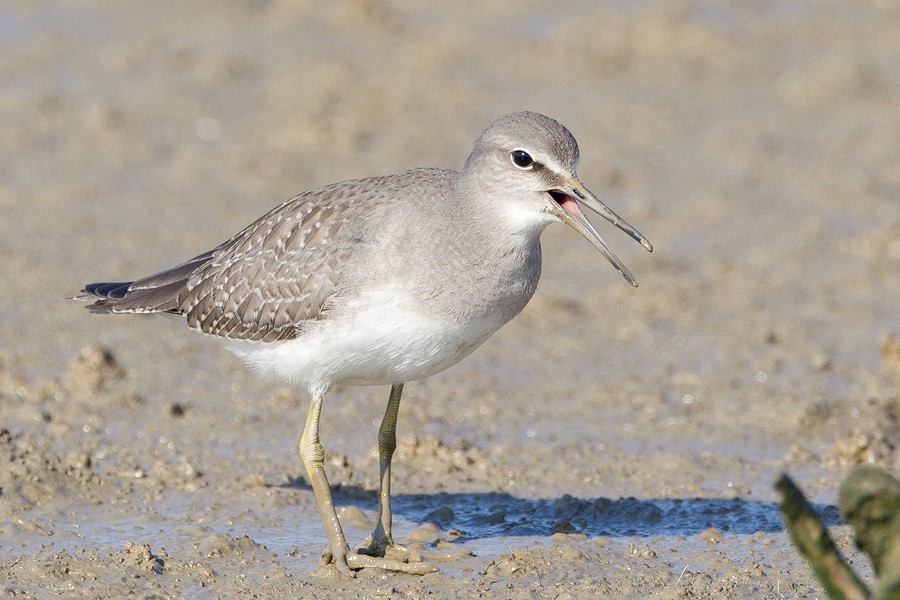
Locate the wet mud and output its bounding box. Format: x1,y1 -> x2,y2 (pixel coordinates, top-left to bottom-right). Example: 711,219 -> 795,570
1,1 -> 899,598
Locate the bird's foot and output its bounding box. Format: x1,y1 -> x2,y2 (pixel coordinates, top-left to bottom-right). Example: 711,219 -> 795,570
320,543 -> 439,577
357,535 -> 473,564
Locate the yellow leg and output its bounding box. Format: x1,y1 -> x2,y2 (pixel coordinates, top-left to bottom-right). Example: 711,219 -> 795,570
358,385 -> 472,566
300,393 -> 352,576
301,390 -> 438,576
362,383 -> 403,556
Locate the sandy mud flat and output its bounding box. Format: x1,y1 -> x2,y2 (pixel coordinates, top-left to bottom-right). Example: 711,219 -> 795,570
1,2 -> 898,598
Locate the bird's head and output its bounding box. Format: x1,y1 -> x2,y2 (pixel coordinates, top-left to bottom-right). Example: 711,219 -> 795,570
462,111 -> 653,286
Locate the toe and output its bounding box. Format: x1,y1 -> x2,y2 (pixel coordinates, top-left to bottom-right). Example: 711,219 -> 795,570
346,552 -> 439,575
333,555 -> 355,578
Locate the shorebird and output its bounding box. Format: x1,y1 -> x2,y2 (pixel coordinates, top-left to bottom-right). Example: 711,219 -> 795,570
78,111 -> 652,576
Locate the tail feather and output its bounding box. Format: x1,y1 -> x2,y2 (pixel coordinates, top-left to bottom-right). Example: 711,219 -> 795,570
85,280 -> 185,314
84,281 -> 132,299
76,250 -> 216,315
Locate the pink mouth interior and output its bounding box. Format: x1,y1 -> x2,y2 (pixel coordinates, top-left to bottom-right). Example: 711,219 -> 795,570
549,191 -> 589,226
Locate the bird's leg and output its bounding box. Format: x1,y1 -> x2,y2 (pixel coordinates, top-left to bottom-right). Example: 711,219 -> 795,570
360,383 -> 403,558
357,385 -> 471,566
301,392 -> 437,576
300,393 -> 353,576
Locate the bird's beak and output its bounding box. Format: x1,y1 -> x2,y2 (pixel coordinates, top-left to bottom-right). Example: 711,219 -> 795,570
548,179 -> 653,287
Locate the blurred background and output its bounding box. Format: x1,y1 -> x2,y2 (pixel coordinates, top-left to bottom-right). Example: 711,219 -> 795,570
0,1 -> 898,597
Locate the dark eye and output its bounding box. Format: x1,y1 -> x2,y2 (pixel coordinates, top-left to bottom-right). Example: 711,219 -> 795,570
510,149 -> 534,170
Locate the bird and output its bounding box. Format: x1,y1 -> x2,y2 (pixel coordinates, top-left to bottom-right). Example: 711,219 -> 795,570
77,111 -> 652,576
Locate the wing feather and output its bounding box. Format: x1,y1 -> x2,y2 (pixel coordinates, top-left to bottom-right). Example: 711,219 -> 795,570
78,169 -> 453,341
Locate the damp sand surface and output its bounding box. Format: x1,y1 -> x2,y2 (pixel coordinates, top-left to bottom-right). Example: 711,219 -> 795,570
1,2 -> 899,598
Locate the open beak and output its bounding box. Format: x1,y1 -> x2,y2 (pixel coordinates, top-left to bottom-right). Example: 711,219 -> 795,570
548,179 -> 653,287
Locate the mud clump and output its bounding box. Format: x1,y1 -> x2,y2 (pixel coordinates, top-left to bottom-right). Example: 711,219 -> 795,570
822,398 -> 899,471
825,430 -> 898,471
123,541 -> 165,575
0,427 -> 99,515
198,534 -> 270,559
63,345 -> 127,395
60,345 -> 143,409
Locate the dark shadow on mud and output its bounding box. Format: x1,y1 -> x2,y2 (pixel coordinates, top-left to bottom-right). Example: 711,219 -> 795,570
280,479 -> 842,539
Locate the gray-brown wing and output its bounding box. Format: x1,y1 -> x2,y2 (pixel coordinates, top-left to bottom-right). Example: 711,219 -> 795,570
81,181 -> 382,341
177,182 -> 385,342
80,249 -> 218,313
78,196 -> 298,315
79,168 -> 454,340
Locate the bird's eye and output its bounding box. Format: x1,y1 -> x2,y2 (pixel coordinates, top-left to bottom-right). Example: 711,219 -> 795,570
510,149 -> 534,170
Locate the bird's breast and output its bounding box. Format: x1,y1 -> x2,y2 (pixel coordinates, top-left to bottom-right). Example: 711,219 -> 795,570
221,281 -> 522,394
221,223 -> 544,394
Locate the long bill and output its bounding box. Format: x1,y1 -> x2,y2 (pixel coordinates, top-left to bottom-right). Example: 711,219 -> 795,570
548,179 -> 653,288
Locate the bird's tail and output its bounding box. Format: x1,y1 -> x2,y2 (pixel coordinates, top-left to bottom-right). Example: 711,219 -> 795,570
75,281 -> 138,313
74,249 -> 215,315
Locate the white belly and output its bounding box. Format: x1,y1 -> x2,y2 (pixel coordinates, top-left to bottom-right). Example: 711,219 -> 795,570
219,285 -> 508,396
